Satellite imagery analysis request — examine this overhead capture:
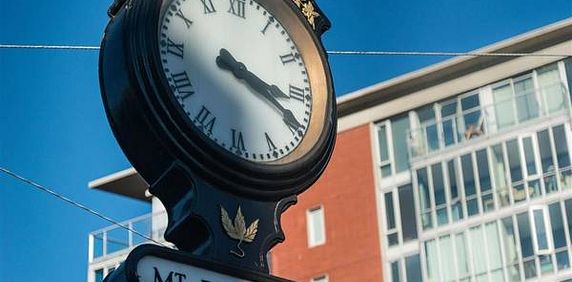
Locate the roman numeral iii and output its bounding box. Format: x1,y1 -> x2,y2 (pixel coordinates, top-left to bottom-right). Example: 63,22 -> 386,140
289,85 -> 305,102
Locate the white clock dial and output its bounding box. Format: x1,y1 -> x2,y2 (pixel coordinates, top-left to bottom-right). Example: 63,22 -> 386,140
158,0 -> 312,163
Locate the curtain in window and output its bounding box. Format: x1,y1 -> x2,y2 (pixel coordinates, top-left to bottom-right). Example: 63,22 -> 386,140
455,232 -> 470,280
492,144 -> 510,207
486,222 -> 504,281
425,240 -> 441,281
439,235 -> 455,281
500,217 -> 521,281
469,226 -> 487,280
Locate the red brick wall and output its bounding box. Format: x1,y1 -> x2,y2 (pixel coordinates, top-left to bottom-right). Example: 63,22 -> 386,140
271,125 -> 383,282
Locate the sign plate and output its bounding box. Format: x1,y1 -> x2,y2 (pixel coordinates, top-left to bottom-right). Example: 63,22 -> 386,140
138,256 -> 248,282
104,244 -> 292,282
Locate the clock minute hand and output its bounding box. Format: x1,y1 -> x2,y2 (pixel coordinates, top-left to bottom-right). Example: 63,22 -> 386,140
216,49 -> 302,131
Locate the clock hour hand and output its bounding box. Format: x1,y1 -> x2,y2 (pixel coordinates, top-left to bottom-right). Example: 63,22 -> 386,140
216,48 -> 303,131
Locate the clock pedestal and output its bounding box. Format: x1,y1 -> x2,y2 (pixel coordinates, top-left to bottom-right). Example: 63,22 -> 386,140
149,162 -> 297,274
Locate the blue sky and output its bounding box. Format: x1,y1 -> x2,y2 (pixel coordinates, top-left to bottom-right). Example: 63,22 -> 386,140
0,0 -> 570,280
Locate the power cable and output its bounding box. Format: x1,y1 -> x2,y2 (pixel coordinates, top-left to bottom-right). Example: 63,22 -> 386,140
0,166 -> 169,248
0,44 -> 570,57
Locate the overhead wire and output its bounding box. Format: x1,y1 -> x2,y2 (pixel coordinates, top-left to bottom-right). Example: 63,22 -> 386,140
0,166 -> 169,248
1,44 -> 570,57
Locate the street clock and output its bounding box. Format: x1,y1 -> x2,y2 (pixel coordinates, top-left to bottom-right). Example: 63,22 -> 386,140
99,0 -> 334,276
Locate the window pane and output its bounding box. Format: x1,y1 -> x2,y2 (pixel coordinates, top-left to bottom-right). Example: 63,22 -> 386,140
500,217 -> 520,282
470,226 -> 487,275
517,212 -> 534,258
492,144 -> 510,207
405,255 -> 422,282
556,250 -> 570,270
95,269 -> 104,282
455,232 -> 470,278
493,83 -> 516,129
538,129 -> 555,173
443,119 -> 456,146
448,160 -> 459,199
439,236 -> 455,281
461,154 -> 476,196
514,77 -> 539,122
425,240 -> 441,281
398,184 -> 418,241
417,168 -> 433,229
432,164 -> 446,205
391,261 -> 400,282
506,139 -> 523,183
308,207 -> 325,246
549,203 -> 566,248
486,222 -> 503,273
553,125 -> 571,169
566,58 -> 572,103
523,137 -> 538,176
377,125 -> 390,162
388,233 -> 399,246
567,200 -> 572,244
392,114 -> 411,172
476,149 -> 492,192
385,192 -> 396,230
461,94 -> 482,139
538,64 -> 564,113
533,209 -> 549,251
426,125 -> 440,152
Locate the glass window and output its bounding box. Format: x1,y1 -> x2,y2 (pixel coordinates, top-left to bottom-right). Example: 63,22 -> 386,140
507,139 -> 525,202
307,207 -> 326,247
377,125 -> 392,177
417,168 -> 432,229
486,222 -> 504,280
448,160 -> 463,221
517,212 -> 537,279
455,232 -> 470,279
493,83 -> 516,129
385,192 -> 396,230
523,137 -> 538,176
538,129 -> 558,193
95,269 -> 104,282
500,217 -> 521,282
312,275 -> 328,282
439,235 -> 455,281
566,58 -> 572,103
391,262 -> 400,282
461,154 -> 478,216
461,94 -> 481,139
514,76 -> 539,122
432,164 -> 448,226
399,184 -> 418,242
405,254 -> 422,282
441,101 -> 458,147
425,240 -> 441,281
549,203 -> 566,249
417,105 -> 439,152
469,226 -> 487,278
567,200 -> 572,245
532,209 -> 549,252
392,114 -> 411,173
553,125 -> 571,169
492,144 -> 510,207
537,64 -> 564,113
477,149 -> 494,212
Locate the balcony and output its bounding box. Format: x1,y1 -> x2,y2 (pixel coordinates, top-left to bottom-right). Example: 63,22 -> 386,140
408,83 -> 572,160
88,212 -> 167,263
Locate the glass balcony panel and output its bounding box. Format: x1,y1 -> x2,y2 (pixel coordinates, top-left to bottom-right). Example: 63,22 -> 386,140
93,233 -> 104,258
132,218 -> 152,246
406,82 -> 570,160
106,227 -> 129,255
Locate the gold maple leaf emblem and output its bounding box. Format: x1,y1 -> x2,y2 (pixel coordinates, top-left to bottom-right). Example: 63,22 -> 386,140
220,206 -> 259,258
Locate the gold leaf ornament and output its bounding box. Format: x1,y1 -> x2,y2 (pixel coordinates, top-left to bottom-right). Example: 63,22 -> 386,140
220,205 -> 260,257
302,1 -> 320,30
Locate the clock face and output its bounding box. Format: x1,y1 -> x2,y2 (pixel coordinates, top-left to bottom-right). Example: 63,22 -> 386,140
158,0 -> 313,163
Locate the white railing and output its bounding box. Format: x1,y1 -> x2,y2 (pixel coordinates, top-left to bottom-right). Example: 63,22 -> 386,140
88,211 -> 167,262
408,83 -> 572,160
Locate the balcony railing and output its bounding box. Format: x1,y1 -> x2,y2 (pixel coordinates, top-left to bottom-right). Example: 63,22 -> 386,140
88,211 -> 167,262
408,83 -> 572,160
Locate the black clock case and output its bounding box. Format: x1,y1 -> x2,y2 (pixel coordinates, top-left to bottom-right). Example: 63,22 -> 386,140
99,0 -> 336,201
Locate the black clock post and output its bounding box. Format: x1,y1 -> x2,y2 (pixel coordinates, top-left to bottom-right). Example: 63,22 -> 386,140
99,0 -> 335,281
